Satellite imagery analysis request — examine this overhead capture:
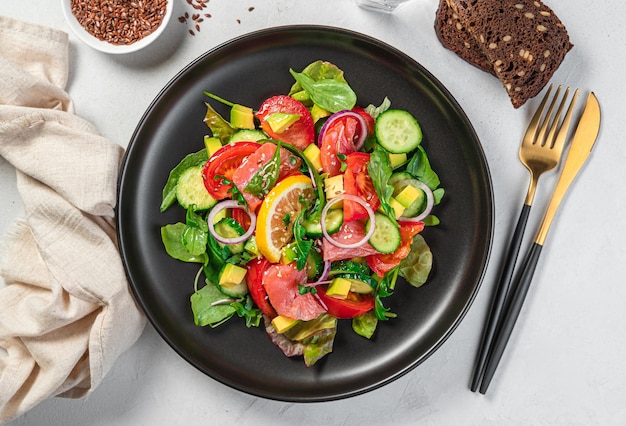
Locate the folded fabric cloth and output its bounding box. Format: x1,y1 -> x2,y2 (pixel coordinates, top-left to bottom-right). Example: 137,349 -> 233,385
0,16 -> 145,423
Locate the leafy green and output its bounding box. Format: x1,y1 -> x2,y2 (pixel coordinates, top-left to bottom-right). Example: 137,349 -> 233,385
405,145 -> 440,190
181,206 -> 208,256
161,223 -> 208,264
329,260 -> 372,277
160,149 -> 208,212
203,101 -> 235,144
365,97 -> 391,120
302,328 -> 336,367
292,212 -> 313,271
230,295 -> 263,327
368,144 -> 398,227
352,311 -> 378,339
244,142 -> 281,198
398,234 -> 433,288
289,69 -> 357,113
374,267 -> 398,321
288,60 -> 349,99
190,282 -> 236,327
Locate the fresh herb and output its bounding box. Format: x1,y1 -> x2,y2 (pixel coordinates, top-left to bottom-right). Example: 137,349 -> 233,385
244,141 -> 282,198
289,69 -> 357,113
215,174 -> 248,209
292,212 -> 313,271
190,279 -> 237,327
373,267 -> 398,321
368,144 -> 399,227
230,295 -> 263,327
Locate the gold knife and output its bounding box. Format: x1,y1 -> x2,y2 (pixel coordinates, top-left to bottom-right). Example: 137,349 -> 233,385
479,92 -> 602,394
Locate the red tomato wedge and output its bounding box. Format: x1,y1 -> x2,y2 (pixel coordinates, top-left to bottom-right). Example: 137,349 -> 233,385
263,263 -> 325,321
246,258 -> 277,318
322,220 -> 379,262
319,115 -> 358,176
367,221 -> 425,276
231,142 -> 302,212
316,286 -> 375,319
255,96 -> 315,151
352,106 -> 375,137
343,152 -> 380,222
202,141 -> 260,199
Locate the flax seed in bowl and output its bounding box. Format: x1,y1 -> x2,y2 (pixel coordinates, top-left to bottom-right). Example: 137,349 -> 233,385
61,0 -> 173,54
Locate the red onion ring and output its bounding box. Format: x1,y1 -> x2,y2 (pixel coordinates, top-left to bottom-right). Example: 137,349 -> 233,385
321,194 -> 376,249
207,200 -> 256,245
317,110 -> 368,151
398,180 -> 435,222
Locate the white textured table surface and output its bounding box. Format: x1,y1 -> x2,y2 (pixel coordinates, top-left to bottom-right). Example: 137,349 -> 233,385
1,1 -> 624,425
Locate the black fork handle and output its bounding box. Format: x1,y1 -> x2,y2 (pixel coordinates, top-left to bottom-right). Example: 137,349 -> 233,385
479,242 -> 543,394
470,204 -> 531,391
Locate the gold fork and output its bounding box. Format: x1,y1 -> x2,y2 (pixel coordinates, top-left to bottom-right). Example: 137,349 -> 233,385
470,85 -> 579,392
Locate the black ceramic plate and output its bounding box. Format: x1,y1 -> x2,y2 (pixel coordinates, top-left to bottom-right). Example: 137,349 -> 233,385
117,25 -> 493,402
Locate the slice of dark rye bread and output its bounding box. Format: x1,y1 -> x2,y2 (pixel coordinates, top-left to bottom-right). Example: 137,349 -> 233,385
435,0 -> 573,108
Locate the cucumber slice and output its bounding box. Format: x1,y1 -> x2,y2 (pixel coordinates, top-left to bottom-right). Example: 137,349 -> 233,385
213,217 -> 245,254
228,129 -> 267,143
302,209 -> 344,237
176,165 -> 217,210
366,213 -> 401,254
375,109 -> 422,154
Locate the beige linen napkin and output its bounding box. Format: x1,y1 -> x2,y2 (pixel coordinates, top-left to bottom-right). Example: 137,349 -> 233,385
0,17 -> 145,423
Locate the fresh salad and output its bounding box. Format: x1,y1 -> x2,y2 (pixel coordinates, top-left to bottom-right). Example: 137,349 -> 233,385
160,60 -> 444,366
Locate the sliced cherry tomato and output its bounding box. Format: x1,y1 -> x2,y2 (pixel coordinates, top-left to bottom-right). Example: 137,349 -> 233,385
316,286 -> 375,319
246,258 -> 277,318
255,96 -> 315,151
367,221 -> 425,276
202,141 -> 260,199
319,115 -> 358,176
343,152 -> 380,222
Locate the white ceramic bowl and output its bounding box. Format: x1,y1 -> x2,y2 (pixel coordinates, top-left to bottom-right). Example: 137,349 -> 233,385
61,0 -> 173,54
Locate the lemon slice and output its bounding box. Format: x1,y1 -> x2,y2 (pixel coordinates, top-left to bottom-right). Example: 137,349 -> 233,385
256,174 -> 315,263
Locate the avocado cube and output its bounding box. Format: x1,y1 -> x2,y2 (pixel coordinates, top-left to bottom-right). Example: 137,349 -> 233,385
395,185 -> 423,208
303,144 -> 323,172
388,197 -> 406,219
218,263 -> 247,288
311,104 -> 331,123
326,277 -> 352,299
204,136 -> 223,157
324,175 -> 344,200
388,152 -> 408,169
266,112 -> 301,133
272,315 -> 298,334
230,104 -> 255,129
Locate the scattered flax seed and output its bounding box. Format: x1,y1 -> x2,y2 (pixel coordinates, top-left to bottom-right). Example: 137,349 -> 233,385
236,19 -> 241,24
248,7 -> 255,11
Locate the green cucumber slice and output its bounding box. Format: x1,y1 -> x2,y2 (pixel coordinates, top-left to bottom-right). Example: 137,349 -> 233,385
375,109 -> 422,154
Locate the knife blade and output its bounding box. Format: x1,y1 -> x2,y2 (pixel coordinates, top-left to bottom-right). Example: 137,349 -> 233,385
534,91 -> 601,245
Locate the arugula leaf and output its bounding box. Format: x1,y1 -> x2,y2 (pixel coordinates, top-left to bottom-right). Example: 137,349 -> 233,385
160,149 -> 208,212
293,212 -> 313,271
244,142 -> 281,198
368,144 -> 398,227
161,223 -> 208,264
373,267 -> 398,321
230,295 -> 263,328
289,69 -> 357,113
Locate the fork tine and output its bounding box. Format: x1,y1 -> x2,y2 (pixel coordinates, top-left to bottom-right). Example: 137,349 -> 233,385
545,87 -> 571,148
524,84 -> 553,144
535,85 -> 562,146
550,88 -> 579,151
